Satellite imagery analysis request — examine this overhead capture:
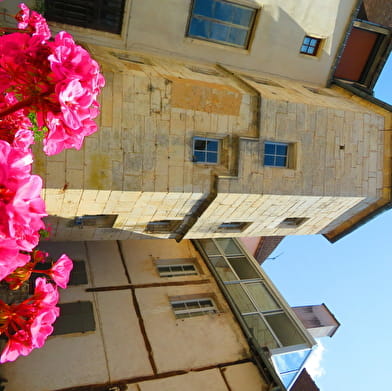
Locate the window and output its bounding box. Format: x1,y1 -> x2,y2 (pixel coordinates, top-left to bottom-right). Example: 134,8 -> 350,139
263,142 -> 289,167
171,298 -> 217,318
33,260 -> 88,286
45,0 -> 125,34
112,52 -> 151,65
193,137 -> 220,164
187,0 -> 257,48
145,220 -> 181,234
71,214 -> 118,228
187,65 -> 220,76
300,36 -> 322,56
216,222 -> 251,233
243,75 -> 282,88
52,301 -> 95,335
156,259 -> 198,277
303,86 -> 333,96
279,217 -> 308,228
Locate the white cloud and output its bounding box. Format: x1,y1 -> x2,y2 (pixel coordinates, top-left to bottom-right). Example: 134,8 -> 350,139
305,340 -> 326,379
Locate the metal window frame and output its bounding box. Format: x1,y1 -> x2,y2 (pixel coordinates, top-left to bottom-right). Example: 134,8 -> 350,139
145,220 -> 181,234
192,136 -> 220,164
157,263 -> 198,277
210,239 -> 284,347
216,221 -> 251,233
171,297 -> 218,318
195,238 -> 315,350
187,0 -> 257,49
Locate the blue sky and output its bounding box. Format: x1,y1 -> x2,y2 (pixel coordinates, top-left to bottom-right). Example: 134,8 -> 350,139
263,54 -> 392,391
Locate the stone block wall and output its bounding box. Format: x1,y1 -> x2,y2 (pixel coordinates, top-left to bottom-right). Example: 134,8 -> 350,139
32,46 -> 390,240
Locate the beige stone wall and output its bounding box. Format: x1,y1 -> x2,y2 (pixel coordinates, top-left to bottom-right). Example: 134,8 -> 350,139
20,0 -> 358,85
0,240 -> 268,391
32,47 -> 389,240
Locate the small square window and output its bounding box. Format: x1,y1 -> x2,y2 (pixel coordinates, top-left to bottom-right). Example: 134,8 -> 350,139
216,222 -> 251,233
193,137 -> 220,164
263,142 -> 289,167
279,217 -> 308,228
171,298 -> 217,318
145,220 -> 181,234
300,36 -> 322,56
187,0 -> 257,48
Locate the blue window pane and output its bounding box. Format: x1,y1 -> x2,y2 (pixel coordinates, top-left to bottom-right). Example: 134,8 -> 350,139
228,27 -> 248,46
188,18 -> 209,39
310,38 -> 317,46
300,45 -> 308,52
273,350 -> 311,374
303,36 -> 311,45
264,155 -> 275,166
193,0 -> 214,17
232,8 -> 254,26
214,1 -> 235,23
194,151 -> 206,162
206,140 -> 218,152
276,144 -> 288,156
207,152 -> 218,163
194,139 -> 206,151
264,143 -> 276,155
210,21 -> 230,41
275,156 -> 287,167
280,372 -> 297,388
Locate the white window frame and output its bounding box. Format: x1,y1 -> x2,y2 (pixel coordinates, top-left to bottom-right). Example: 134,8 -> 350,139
157,262 -> 198,277
171,298 -> 218,318
300,36 -> 322,56
187,0 -> 258,49
192,137 -> 220,164
263,141 -> 289,168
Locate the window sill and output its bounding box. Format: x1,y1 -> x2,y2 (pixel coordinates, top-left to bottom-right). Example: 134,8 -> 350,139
184,37 -> 251,55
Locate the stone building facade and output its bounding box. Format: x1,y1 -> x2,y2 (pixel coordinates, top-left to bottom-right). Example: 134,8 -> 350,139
0,238 -> 316,391
32,46 -> 392,242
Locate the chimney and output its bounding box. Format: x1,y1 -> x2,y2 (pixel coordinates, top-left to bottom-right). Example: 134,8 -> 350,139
292,304 -> 340,338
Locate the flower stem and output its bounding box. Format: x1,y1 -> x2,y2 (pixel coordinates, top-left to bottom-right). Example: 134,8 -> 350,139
0,96 -> 36,117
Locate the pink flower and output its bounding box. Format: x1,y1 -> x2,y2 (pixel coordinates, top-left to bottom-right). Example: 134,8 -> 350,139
16,3 -> 51,42
0,238 -> 30,281
49,254 -> 73,289
0,140 -> 47,253
30,306 -> 59,348
33,277 -> 59,307
0,278 -> 60,363
0,330 -> 33,363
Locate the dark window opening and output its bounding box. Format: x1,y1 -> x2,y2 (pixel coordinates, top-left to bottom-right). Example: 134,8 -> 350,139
70,215 -> 118,229
32,260 -> 88,287
216,222 -> 251,233
53,301 -> 95,335
279,217 -> 308,228
145,220 -> 181,234
45,0 -> 125,34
